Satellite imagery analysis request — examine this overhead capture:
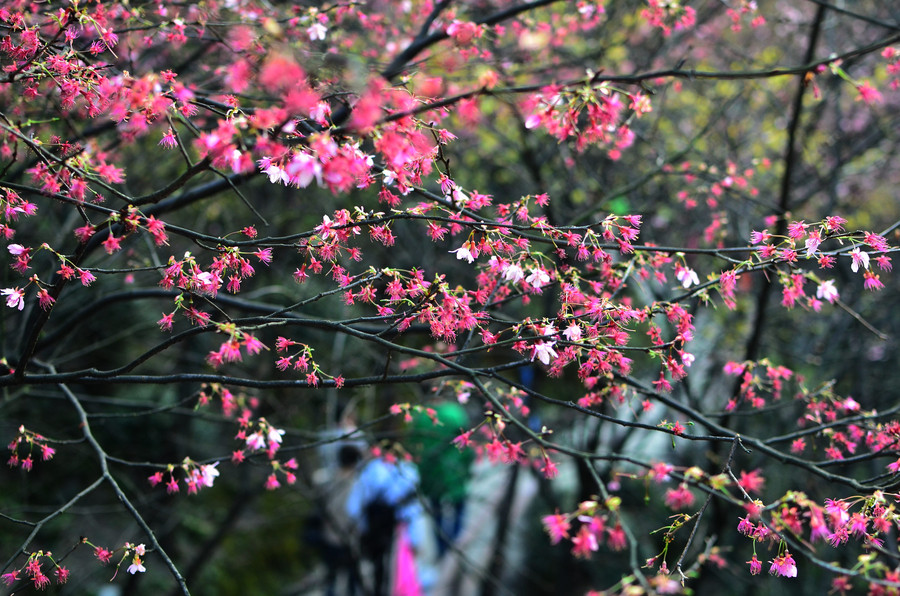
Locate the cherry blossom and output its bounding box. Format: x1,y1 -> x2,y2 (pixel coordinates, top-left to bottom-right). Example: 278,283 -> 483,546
127,557 -> 146,574
816,280 -> 839,303
675,265 -> 700,289
451,241 -> 478,263
849,248 -> 870,272
2,277 -> 30,304
531,341 -> 559,366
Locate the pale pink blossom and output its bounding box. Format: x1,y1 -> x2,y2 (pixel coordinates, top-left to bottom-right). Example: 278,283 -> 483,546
246,432 -> 266,450
307,22 -> 327,41
850,248 -> 869,273
804,231 -> 821,258
531,341 -> 558,365
286,151 -> 322,188
264,164 -> 290,185
524,114 -> 542,129
816,280 -> 838,303
675,265 -> 700,289
451,243 -> 476,263
267,426 -> 285,446
199,463 -> 219,487
2,287 -> 25,310
502,263 -> 525,284
525,268 -> 550,289
842,397 -> 860,411
562,324 -> 582,342
127,557 -> 146,574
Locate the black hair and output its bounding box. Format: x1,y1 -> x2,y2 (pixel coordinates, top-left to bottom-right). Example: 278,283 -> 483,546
338,444 -> 362,468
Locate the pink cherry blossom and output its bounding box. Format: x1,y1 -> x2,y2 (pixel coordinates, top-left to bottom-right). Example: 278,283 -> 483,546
542,512 -> 570,544
816,280 -> 839,303
525,268 -> 550,289
246,432 -> 266,450
451,242 -> 477,263
849,248 -> 869,272
127,557 -> 146,574
769,552 -> 798,578
531,341 -> 558,365
562,324 -> 583,342
2,287 -> 25,310
675,264 -> 700,288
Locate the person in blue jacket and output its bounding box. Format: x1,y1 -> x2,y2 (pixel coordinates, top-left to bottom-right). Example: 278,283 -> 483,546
346,450 -> 422,596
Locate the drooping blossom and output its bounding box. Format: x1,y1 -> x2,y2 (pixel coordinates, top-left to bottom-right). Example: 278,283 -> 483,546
747,556 -> 761,575
451,242 -> 476,263
562,324 -> 583,342
2,287 -> 25,310
816,280 -> 838,303
849,248 -> 869,273
525,268 -> 550,289
199,462 -> 219,488
855,81 -> 882,104
502,262 -> 525,284
246,432 -> 266,450
675,264 -> 699,289
769,552 -> 797,578
127,557 -> 146,574
863,271 -> 884,291
531,341 -> 558,365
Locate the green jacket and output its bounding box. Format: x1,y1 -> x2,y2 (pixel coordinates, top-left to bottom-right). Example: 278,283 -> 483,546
409,402 -> 474,503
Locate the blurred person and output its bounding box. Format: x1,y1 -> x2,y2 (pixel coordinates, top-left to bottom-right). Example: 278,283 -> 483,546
410,401 -> 474,557
307,443 -> 363,596
346,448 -> 425,596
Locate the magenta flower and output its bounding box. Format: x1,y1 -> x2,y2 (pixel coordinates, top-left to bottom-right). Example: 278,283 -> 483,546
747,555 -> 761,575
542,512 -> 570,544
769,552 -> 798,578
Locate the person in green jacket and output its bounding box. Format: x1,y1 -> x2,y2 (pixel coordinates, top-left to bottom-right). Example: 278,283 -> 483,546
409,401 -> 474,557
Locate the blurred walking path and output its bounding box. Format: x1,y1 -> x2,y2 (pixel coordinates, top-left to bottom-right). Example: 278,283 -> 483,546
429,460 -> 540,596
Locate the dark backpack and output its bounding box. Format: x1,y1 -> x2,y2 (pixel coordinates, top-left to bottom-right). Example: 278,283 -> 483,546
360,489 -> 418,557
360,496 -> 397,556
301,509 -> 326,548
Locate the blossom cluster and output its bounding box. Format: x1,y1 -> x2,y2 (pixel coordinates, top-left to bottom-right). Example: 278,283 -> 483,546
722,359 -> 796,411
1,538 -> 148,590
1,550 -> 68,590
148,458 -> 220,496
723,359 -> 900,467
523,84 -> 641,159
749,216 -> 892,300
737,491 -> 900,585
640,0 -> 698,36
235,417 -> 298,490
542,499 -> 628,560
91,540 -> 148,576
440,385 -> 561,479
6,425 -> 55,471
